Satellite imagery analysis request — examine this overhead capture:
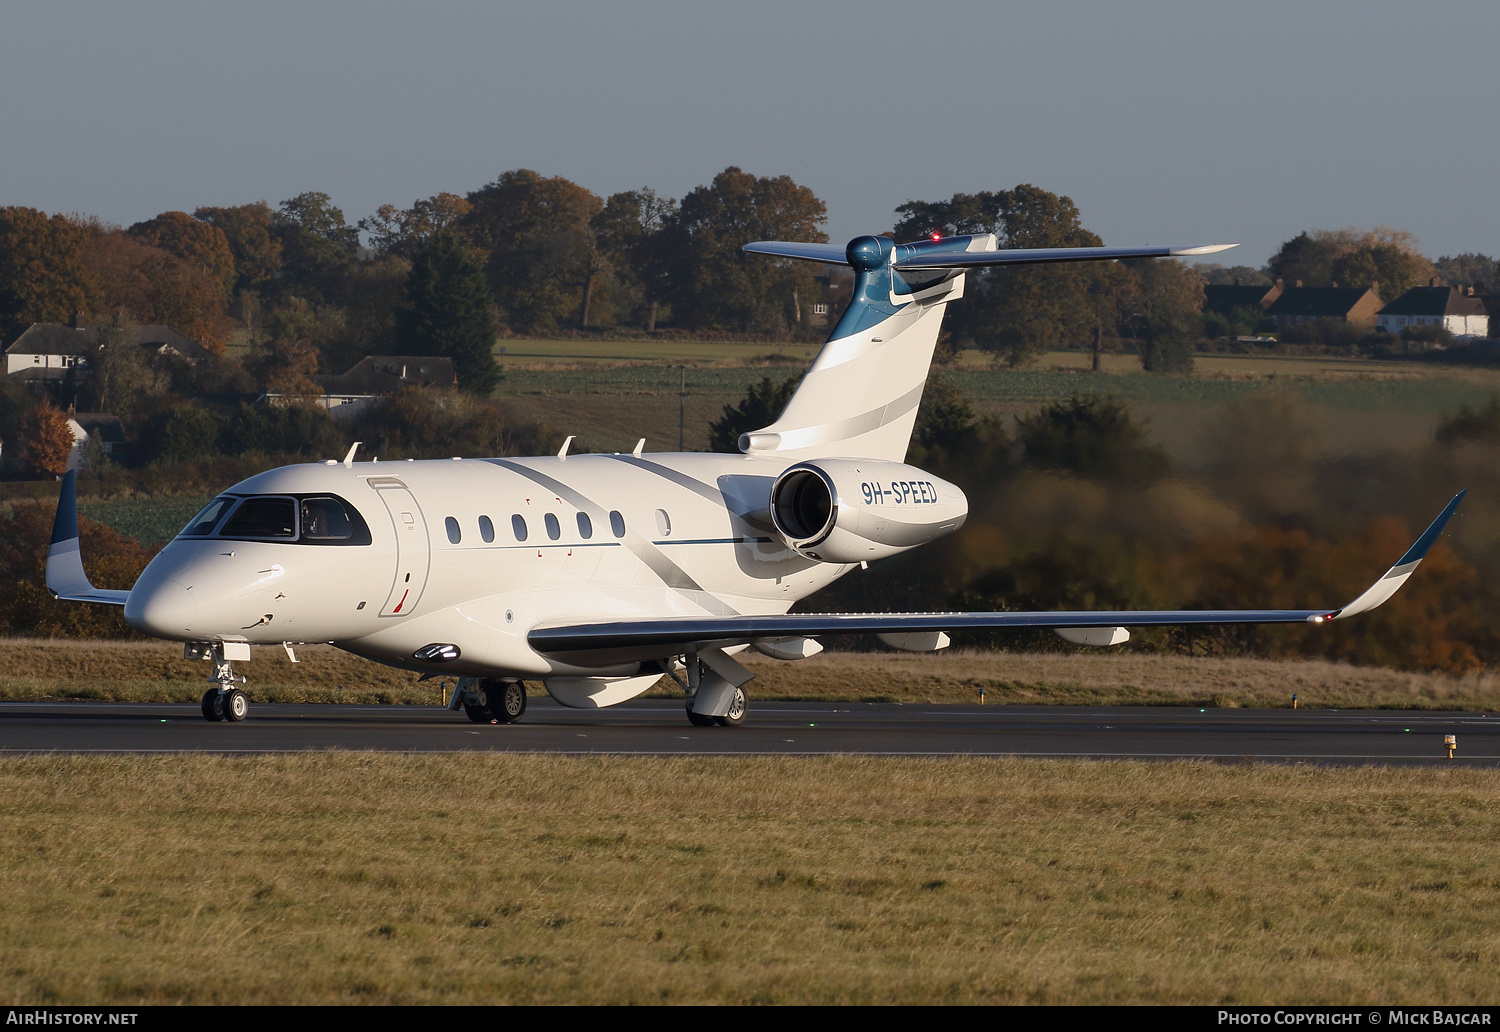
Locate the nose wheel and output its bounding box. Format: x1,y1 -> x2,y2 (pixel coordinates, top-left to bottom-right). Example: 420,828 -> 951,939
199,643 -> 250,722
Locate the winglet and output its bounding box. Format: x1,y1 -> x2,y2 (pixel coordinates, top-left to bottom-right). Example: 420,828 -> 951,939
46,470 -> 130,607
1325,490 -> 1466,621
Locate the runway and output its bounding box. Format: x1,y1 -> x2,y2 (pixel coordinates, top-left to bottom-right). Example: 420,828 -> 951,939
0,698 -> 1497,764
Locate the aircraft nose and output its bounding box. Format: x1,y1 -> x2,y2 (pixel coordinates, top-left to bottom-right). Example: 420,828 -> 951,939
124,578 -> 198,638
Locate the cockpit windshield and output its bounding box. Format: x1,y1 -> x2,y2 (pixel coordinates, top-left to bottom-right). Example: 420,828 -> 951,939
178,493 -> 372,545
221,497 -> 297,538
180,496 -> 236,536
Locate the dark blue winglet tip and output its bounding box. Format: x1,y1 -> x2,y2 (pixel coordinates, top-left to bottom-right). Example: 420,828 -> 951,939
50,469 -> 78,547
1395,489 -> 1466,567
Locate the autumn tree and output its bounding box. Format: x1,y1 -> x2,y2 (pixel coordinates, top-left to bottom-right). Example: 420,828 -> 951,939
84,322 -> 171,419
127,212 -> 236,302
1267,227 -> 1434,300
0,208 -> 98,342
360,192 -> 473,259
395,231 -> 500,395
657,167 -> 828,333
18,404 -> 75,475
79,228 -> 232,351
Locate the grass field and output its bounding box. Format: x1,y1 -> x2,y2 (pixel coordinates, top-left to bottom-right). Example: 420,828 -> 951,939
4,639 -> 1497,711
2,753 -> 1497,1004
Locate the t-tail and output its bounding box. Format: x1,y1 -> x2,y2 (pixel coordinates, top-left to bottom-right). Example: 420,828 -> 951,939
740,234 -> 1236,461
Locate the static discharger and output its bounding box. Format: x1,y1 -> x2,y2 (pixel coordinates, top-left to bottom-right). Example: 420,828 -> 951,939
1445,734 -> 1457,759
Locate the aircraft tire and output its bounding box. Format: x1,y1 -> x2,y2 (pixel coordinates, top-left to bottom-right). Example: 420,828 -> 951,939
494,680 -> 527,723
463,701 -> 489,723
716,686 -> 747,727
201,689 -> 224,723
685,705 -> 717,728
222,689 -> 248,722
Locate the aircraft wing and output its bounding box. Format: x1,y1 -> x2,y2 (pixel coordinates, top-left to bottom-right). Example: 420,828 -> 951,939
529,492 -> 1465,666
46,470 -> 130,606
893,243 -> 1237,269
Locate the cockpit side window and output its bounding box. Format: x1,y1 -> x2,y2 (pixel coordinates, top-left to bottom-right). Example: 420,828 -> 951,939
301,495 -> 371,544
180,496 -> 236,536
220,496 -> 297,538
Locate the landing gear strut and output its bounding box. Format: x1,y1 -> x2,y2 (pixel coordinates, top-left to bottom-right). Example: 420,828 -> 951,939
199,643 -> 249,723
674,650 -> 752,728
461,677 -> 527,724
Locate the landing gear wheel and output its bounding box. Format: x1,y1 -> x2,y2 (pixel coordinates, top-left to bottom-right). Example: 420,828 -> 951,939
493,679 -> 527,723
201,689 -> 224,723
221,689 -> 248,722
686,705 -> 716,728
716,686 -> 747,727
463,701 -> 489,724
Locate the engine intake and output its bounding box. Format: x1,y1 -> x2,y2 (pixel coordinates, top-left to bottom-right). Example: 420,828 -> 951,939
769,459 -> 967,564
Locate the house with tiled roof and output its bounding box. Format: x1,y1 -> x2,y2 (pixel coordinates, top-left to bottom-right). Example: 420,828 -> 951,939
4,322 -> 215,380
261,355 -> 457,418
1376,283 -> 1489,338
1264,285 -> 1383,329
1204,280 -> 1283,315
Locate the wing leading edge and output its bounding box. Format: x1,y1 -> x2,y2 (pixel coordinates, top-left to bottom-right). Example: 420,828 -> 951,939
529,492 -> 1466,666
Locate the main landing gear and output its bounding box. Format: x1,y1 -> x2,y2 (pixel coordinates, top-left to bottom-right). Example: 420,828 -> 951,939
199,642 -> 250,723
460,677 -> 528,724
672,651 -> 751,728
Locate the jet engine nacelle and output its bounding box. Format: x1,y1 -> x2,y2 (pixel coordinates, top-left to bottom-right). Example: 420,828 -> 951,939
769,459 -> 968,564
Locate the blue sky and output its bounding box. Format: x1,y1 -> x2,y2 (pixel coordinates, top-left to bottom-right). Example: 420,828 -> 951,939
3,1 -> 1495,268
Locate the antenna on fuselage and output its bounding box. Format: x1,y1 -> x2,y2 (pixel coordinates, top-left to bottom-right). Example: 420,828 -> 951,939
558,435 -> 575,460
633,438 -> 645,458
342,442 -> 362,468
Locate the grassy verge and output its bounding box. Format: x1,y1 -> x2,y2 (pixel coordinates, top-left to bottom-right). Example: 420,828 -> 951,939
2,639 -> 1498,711
1,753 -> 1496,1004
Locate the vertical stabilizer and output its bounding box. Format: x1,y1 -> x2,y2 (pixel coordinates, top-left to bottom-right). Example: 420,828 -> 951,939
738,234 -> 994,461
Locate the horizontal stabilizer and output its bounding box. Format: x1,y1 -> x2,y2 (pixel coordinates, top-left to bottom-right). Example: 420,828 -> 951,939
46,470 -> 129,607
530,492 -> 1463,665
741,241 -> 853,265
894,243 -> 1237,269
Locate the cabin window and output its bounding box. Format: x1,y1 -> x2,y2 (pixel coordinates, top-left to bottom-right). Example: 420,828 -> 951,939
445,517 -> 461,544
478,515 -> 495,543
544,513 -> 561,540
577,512 -> 593,539
180,496 -> 235,536
511,514 -> 528,542
221,496 -> 297,538
655,508 -> 671,537
610,511 -> 626,538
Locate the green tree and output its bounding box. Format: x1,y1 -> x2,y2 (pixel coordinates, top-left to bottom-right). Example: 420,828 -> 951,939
1268,227 -> 1434,298
658,168 -> 828,333
272,192 -> 358,301
1015,392 -> 1166,484
1432,253 -> 1499,294
138,406 -> 227,464
0,208 -> 98,343
1118,258 -> 1204,373
463,170 -> 603,331
192,203 -> 283,293
898,186 -> 1105,367
707,374 -> 801,452
395,231 -> 500,396
84,322 -> 172,419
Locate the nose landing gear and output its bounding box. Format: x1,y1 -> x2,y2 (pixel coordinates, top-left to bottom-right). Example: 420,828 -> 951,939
197,642 -> 250,723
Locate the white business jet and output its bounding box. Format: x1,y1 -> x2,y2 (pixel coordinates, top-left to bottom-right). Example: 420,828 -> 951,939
46,232 -> 1464,724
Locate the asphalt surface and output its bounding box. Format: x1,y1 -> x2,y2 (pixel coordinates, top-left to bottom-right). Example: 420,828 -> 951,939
0,698 -> 1497,764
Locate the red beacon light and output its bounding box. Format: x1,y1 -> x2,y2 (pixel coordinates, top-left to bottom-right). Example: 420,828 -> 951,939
930,233 -> 941,241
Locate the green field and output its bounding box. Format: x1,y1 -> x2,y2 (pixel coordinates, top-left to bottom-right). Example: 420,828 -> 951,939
3,753 -> 1496,1004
